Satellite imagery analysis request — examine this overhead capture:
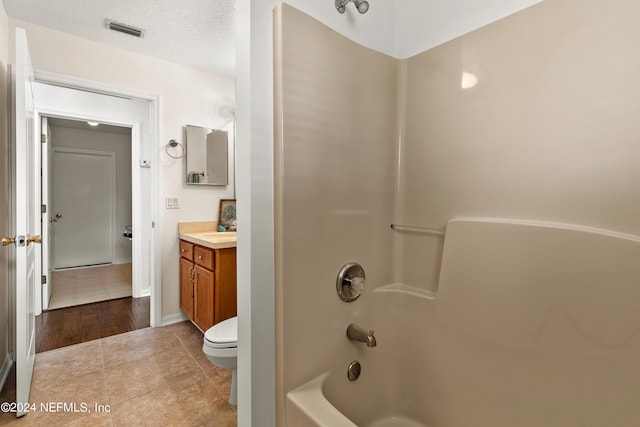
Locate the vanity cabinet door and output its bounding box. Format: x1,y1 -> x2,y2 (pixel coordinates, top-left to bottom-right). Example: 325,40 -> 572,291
193,264 -> 215,331
179,239 -> 237,332
214,248 -> 237,324
179,257 -> 194,319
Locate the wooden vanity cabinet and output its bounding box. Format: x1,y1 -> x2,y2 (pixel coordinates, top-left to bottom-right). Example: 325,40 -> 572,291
179,240 -> 237,332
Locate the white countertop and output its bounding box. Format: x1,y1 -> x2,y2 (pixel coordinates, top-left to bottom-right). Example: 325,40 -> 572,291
179,231 -> 237,249
178,221 -> 237,249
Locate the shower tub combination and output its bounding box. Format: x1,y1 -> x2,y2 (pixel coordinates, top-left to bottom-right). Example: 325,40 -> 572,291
287,218 -> 640,427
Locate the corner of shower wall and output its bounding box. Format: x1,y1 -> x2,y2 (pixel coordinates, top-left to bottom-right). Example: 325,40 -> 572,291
395,0 -> 640,296
274,3 -> 399,425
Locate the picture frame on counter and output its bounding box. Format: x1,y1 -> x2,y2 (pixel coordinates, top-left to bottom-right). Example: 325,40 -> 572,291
217,199 -> 237,231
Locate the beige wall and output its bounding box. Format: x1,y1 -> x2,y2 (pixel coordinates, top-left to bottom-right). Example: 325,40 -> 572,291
274,4 -> 398,423
398,0 -> 640,292
0,1 -> 11,383
7,19 -> 235,323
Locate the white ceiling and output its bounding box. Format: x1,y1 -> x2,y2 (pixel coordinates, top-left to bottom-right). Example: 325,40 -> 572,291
2,0 -> 236,77
48,117 -> 131,135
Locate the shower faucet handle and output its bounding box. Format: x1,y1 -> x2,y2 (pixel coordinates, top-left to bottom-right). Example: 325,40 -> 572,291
343,277 -> 365,292
336,262 -> 366,302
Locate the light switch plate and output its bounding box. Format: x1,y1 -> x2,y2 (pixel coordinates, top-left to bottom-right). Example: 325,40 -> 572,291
166,196 -> 179,209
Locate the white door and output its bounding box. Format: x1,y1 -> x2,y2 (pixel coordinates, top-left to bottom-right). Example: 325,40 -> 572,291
52,148 -> 115,269
13,27 -> 39,418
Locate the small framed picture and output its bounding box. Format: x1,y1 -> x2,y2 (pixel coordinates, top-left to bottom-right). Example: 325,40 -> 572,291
218,199 -> 237,231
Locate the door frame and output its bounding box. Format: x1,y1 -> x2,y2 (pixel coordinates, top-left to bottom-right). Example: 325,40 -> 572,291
51,147 -> 117,269
33,70 -> 162,327
40,117 -> 51,310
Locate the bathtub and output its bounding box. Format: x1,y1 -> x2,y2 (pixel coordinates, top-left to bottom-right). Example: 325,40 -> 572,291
287,283 -> 435,427
286,219 -> 640,427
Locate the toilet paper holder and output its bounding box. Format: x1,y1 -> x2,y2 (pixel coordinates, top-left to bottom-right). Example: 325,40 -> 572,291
336,262 -> 366,302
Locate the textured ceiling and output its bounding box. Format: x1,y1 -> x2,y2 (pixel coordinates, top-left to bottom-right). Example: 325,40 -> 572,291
2,0 -> 236,76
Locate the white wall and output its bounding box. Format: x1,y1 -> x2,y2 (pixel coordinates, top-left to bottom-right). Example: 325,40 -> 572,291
50,125 -> 133,265
0,0 -> 12,390
8,18 -> 235,324
393,0 -> 543,58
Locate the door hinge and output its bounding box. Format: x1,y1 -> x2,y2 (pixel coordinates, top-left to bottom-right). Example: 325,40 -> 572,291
41,204 -> 47,214
41,275 -> 47,285
41,134 -> 47,143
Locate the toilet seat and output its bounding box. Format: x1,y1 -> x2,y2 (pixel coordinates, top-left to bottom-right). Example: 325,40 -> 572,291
202,316 -> 238,405
204,316 -> 237,348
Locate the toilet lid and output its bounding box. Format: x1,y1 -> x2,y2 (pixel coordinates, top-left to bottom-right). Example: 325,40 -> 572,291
204,316 -> 237,344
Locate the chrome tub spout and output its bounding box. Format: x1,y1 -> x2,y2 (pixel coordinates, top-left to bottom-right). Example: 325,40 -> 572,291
346,323 -> 377,347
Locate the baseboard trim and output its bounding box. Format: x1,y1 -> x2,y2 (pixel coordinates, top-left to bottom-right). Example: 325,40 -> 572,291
161,312 -> 189,327
0,353 -> 13,393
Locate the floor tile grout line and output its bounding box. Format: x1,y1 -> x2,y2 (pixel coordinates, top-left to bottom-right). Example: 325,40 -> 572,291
167,324 -> 233,405
99,328 -> 190,375
105,364 -> 203,408
99,337 -> 114,416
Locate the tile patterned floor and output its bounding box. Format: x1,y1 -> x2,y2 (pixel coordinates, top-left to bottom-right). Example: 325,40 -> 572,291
0,321 -> 236,426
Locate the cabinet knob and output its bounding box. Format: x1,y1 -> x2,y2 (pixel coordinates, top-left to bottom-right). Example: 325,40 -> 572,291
198,255 -> 203,260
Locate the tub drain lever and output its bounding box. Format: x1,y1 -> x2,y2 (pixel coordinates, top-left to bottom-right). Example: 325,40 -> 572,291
347,361 -> 361,381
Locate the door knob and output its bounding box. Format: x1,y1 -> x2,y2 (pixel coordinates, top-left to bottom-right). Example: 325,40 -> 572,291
2,235 -> 26,247
27,235 -> 42,245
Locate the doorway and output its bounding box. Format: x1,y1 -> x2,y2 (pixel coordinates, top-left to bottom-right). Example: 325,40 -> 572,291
33,77 -> 161,328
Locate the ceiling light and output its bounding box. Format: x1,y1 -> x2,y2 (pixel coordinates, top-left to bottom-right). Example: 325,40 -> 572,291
87,121 -> 99,126
105,19 -> 145,38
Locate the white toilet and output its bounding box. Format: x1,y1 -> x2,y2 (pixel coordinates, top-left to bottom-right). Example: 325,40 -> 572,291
202,316 -> 238,405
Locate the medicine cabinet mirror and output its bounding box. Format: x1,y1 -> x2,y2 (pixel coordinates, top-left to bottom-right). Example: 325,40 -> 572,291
185,124 -> 229,186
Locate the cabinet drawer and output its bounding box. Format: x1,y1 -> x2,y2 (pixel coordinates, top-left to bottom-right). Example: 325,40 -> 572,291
194,245 -> 214,270
180,240 -> 194,261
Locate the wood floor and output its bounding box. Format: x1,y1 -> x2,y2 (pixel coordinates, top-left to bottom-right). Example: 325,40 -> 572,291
35,296 -> 150,353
